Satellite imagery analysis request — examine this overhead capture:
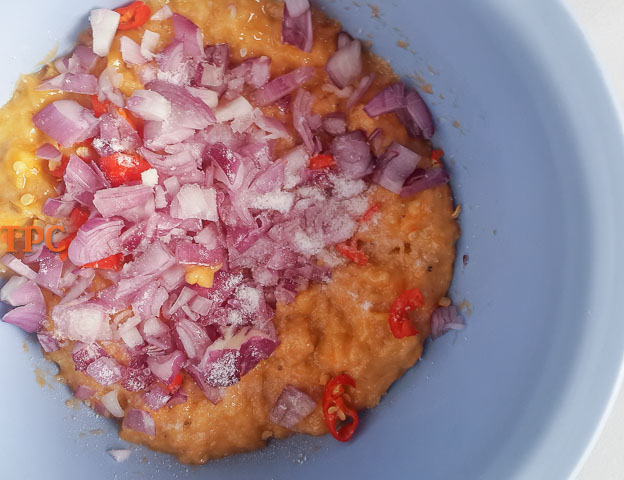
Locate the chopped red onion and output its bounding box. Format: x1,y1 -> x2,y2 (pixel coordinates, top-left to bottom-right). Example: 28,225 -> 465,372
37,73 -> 98,95
33,100 -> 100,147
175,319 -> 212,360
86,357 -> 123,386
72,342 -> 109,372
147,350 -> 185,384
364,82 -> 406,117
35,143 -> 62,165
172,14 -> 205,57
337,31 -> 353,49
127,90 -> 172,121
325,39 -> 362,89
37,331 -> 60,353
143,384 -> 172,411
156,40 -> 185,73
269,385 -> 316,429
42,197 -> 76,218
282,5 -> 313,53
108,449 -> 132,463
120,36 -> 147,65
330,130 -> 373,180
231,56 -> 271,89
322,112 -> 347,136
250,66 -> 315,106
346,73 -> 375,111
93,184 -> 155,219
365,82 -> 435,139
121,366 -> 155,392
53,302 -> 110,343
2,303 -> 45,333
123,408 -> 156,437
68,217 -> 123,266
400,167 -> 449,198
293,89 -> 315,154
170,184 -> 218,221
70,46 -> 100,73
284,0 -> 310,17
101,390 -> 124,417
141,30 -> 160,59
431,306 -> 464,339
89,9 -> 121,57
167,389 -> 188,406
63,155 -> 105,205
147,80 -> 216,129
74,384 -> 95,400
0,261 -> 37,285
396,87 -> 435,139
151,5 -> 172,20
372,142 -> 421,194
215,96 -> 253,123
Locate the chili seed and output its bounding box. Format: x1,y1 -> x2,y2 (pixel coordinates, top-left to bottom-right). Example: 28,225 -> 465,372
337,410 -> 347,422
20,193 -> 34,206
327,406 -> 338,414
451,205 -> 462,219
438,297 -> 451,307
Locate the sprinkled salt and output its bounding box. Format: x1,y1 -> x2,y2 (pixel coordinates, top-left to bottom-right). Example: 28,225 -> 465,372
293,229 -> 325,256
141,168 -> 159,187
361,301 -> 372,311
240,47 -> 248,57
250,191 -> 295,214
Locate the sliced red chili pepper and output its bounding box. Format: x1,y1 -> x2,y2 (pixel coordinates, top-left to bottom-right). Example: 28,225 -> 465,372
82,253 -> 124,271
96,152 -> 151,187
91,95 -> 110,117
431,149 -> 444,161
115,1 -> 151,31
309,154 -> 335,170
56,234 -> 76,262
167,373 -> 183,394
49,155 -> 70,178
388,288 -> 423,338
359,203 -> 380,223
322,374 -> 359,442
69,207 -> 89,231
335,239 -> 368,266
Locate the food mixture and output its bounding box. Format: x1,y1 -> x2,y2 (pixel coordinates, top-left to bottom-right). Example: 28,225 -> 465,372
0,0 -> 462,464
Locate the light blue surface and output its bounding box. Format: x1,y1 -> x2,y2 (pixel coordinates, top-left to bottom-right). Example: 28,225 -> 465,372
1,0 -> 624,479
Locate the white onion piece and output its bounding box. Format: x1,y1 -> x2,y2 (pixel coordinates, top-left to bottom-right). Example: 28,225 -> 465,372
121,326 -> 144,348
171,185 -> 218,221
108,449 -> 132,463
284,0 -> 310,17
127,90 -> 172,121
186,87 -> 219,108
120,36 -> 146,65
141,30 -> 160,59
32,100 -> 100,147
90,9 -> 121,57
101,390 -> 124,417
151,5 -> 172,20
141,168 -> 159,187
142,316 -> 169,336
215,96 -> 254,123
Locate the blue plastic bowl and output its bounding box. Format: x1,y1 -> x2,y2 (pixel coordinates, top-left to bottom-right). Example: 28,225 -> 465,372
2,0 -> 624,478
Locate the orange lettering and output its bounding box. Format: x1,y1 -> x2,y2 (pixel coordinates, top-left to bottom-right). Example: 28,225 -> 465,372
45,226 -> 66,253
24,226 -> 44,253
0,226 -> 21,253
